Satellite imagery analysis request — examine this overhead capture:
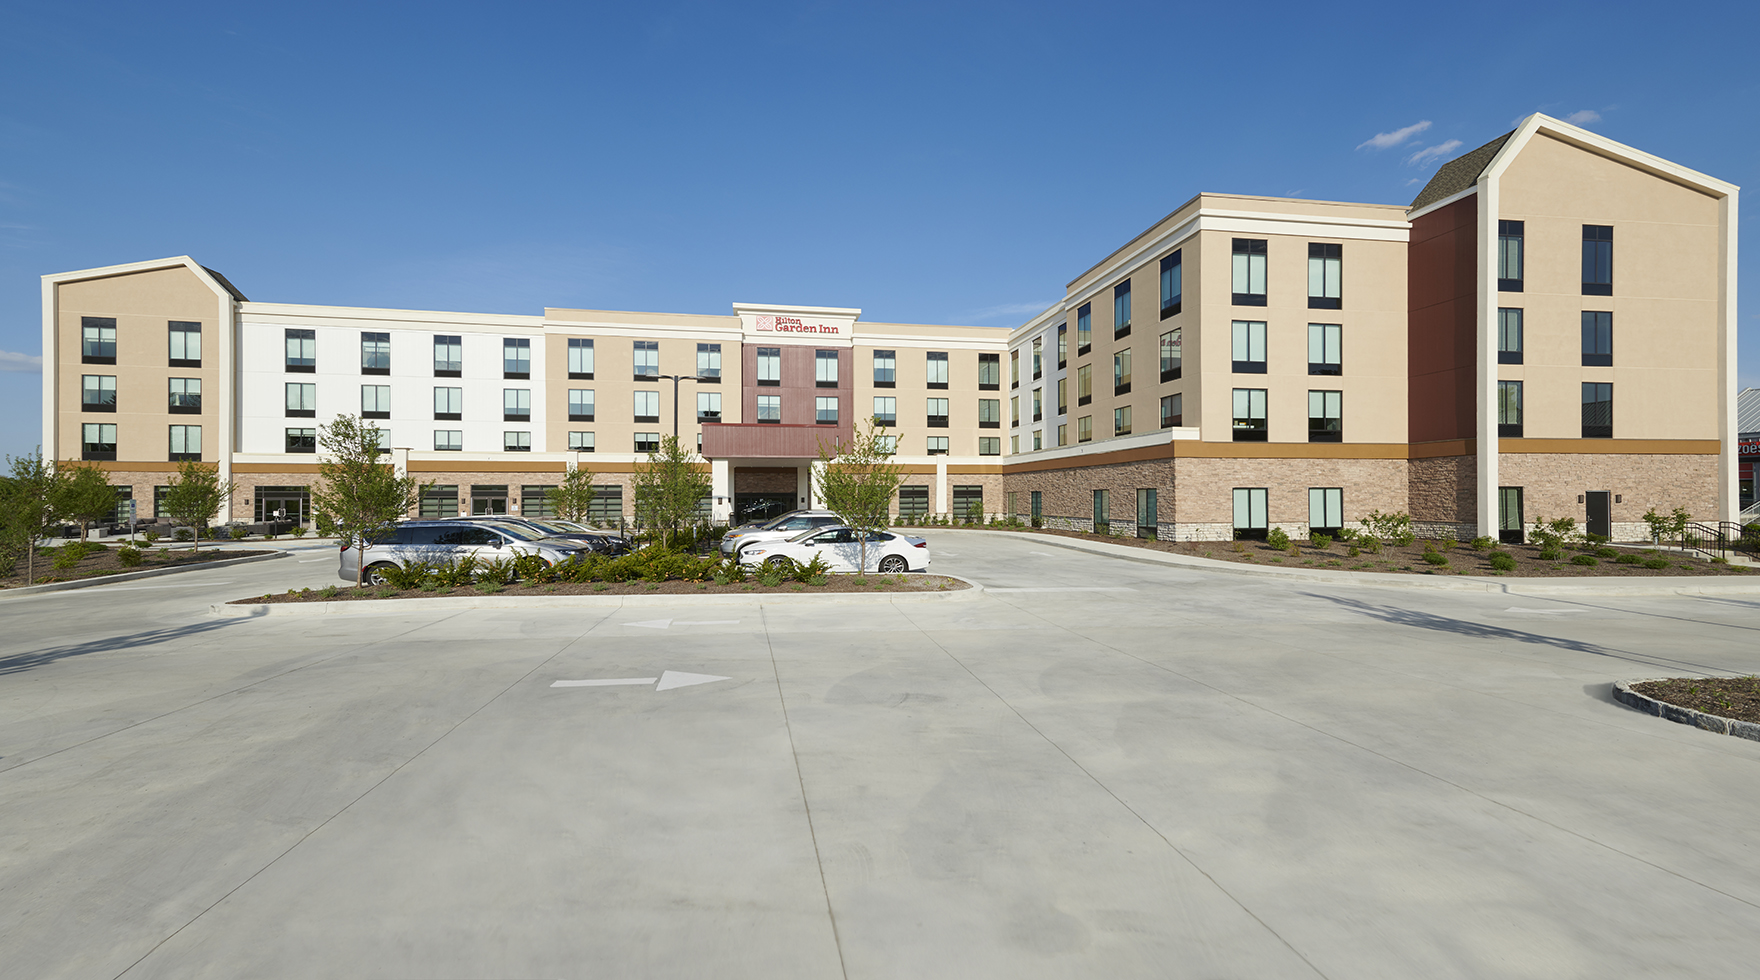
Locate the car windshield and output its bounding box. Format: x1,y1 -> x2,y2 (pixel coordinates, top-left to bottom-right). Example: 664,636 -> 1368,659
759,513 -> 800,530
483,522 -> 543,541
525,520 -> 577,534
788,526 -> 844,543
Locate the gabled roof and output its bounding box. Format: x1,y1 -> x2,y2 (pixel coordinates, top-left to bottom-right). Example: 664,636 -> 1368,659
201,266 -> 248,302
1408,132 -> 1513,211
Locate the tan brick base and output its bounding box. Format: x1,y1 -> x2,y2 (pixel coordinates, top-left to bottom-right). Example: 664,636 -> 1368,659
1498,453 -> 1717,540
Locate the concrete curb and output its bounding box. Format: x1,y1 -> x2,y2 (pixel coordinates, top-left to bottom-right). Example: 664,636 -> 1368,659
1,550 -> 289,597
934,528 -> 1760,596
210,574 -> 984,617
1612,679 -> 1760,742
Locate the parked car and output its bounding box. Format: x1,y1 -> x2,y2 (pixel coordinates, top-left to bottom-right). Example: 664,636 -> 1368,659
718,510 -> 844,557
455,516 -> 632,554
737,525 -> 930,573
339,520 -> 592,584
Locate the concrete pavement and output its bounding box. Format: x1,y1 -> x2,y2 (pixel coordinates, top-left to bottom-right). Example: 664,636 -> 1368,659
3,530 -> 1759,978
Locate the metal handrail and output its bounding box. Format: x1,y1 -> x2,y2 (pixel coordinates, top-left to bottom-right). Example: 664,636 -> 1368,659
1680,521 -> 1746,559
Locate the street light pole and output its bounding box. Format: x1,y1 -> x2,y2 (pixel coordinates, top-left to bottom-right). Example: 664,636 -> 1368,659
657,374 -> 701,439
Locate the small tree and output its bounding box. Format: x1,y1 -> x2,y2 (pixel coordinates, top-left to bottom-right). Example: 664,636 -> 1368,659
816,419 -> 903,572
546,467 -> 599,523
55,461 -> 119,542
162,459 -> 234,553
1,449 -> 64,583
309,414 -> 429,587
631,435 -> 711,549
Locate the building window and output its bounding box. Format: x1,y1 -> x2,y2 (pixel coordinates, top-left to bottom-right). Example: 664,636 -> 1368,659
633,340 -> 658,379
1232,388 -> 1267,442
286,427 -> 317,453
434,430 -> 463,451
873,396 -> 896,426
1582,382 -> 1613,438
82,317 -> 117,364
286,382 -> 316,418
757,394 -> 781,423
169,378 -> 201,414
1032,388 -> 1043,422
634,432 -> 661,453
1161,393 -> 1182,428
927,397 -> 949,427
1032,338 -> 1043,379
568,338 -> 595,379
1308,390 -> 1342,443
1113,281 -> 1131,338
1498,220 -> 1524,291
521,485 -> 557,518
168,321 -> 201,367
1010,395 -> 1020,426
1308,323 -> 1342,375
1160,328 -> 1182,382
978,352 -> 1000,389
1160,251 -> 1182,318
1056,424 -> 1067,446
567,431 -> 595,452
1232,238 -> 1268,306
82,422 -> 117,460
952,485 -> 983,523
285,329 -> 316,372
631,390 -> 659,423
1498,380 -> 1523,437
1092,489 -> 1110,533
504,388 -> 531,422
1114,405 -> 1132,436
927,436 -> 949,455
1057,323 -> 1068,368
1057,378 -> 1067,415
897,485 -> 929,519
1582,311 -> 1613,366
434,335 -> 462,377
504,431 -> 531,452
586,486 -> 623,522
434,386 -> 462,420
1077,364 -> 1092,406
1136,488 -> 1158,539
1232,321 -> 1267,373
697,391 -> 721,422
873,349 -> 895,387
979,436 -> 1001,456
926,351 -> 949,388
569,388 -> 595,422
81,375 -> 116,412
1309,487 -> 1344,537
417,485 -> 458,516
815,349 -> 838,387
1078,415 -> 1092,443
1233,487 -> 1268,540
1308,243 -> 1342,309
361,332 -> 391,375
979,398 -> 1001,428
876,434 -> 897,455
1076,303 -> 1092,354
816,396 -> 839,424
1498,309 -> 1523,364
1010,350 -> 1020,389
1113,349 -> 1131,396
1499,487 -> 1525,544
361,384 -> 391,419
169,424 -> 202,461
757,347 -> 781,386
501,338 -> 530,378
1582,225 -> 1613,296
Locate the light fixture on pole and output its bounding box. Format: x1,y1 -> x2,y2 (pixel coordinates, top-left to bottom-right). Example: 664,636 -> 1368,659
657,374 -> 702,438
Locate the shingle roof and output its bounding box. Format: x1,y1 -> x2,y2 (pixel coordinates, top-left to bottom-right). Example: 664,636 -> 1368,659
201,266 -> 248,302
1408,132 -> 1514,212
1739,388 -> 1760,435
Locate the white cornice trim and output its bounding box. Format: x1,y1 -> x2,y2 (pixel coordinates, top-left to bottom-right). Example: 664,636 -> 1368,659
1405,185 -> 1479,222
1002,426 -> 1200,466
240,302 -> 545,330
1522,113 -> 1738,198
732,301 -> 863,317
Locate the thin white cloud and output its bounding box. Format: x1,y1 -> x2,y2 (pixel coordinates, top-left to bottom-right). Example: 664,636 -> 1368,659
1564,109 -> 1602,126
1406,140 -> 1463,166
1357,120 -> 1431,151
962,301 -> 1058,323
0,350 -> 42,372
1405,178 -> 1424,186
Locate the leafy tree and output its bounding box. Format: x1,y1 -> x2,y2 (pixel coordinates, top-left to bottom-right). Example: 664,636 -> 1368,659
1,449 -> 64,583
815,419 -> 903,572
162,459 -> 235,553
54,461 -> 118,542
310,414 -> 429,587
545,466 -> 599,523
631,435 -> 711,549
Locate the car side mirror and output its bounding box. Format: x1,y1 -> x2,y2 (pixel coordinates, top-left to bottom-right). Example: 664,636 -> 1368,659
492,540 -> 502,549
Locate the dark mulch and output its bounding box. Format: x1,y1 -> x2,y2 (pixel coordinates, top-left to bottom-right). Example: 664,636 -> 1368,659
1633,677 -> 1760,724
232,574 -> 968,604
964,526 -> 1752,577
2,546 -> 276,589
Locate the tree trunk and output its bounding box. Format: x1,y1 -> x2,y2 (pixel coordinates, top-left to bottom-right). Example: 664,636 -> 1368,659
356,535 -> 364,589
26,539 -> 34,585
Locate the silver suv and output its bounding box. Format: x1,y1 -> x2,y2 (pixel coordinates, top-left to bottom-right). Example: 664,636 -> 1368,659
718,510 -> 843,557
339,520 -> 590,584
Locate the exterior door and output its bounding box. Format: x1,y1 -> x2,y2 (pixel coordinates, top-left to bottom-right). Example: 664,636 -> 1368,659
1498,487 -> 1524,544
1585,491 -> 1611,539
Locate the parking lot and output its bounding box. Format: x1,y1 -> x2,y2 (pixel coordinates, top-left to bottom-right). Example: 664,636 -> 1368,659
4,531 -> 1760,979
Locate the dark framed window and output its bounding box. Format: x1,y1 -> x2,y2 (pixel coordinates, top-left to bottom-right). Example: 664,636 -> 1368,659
927,397 -> 949,428
1498,380 -> 1522,437
168,321 -> 201,367
978,352 -> 1000,390
567,431 -> 595,452
633,340 -> 659,379
1308,323 -> 1341,375
1232,388 -> 1267,442
1308,243 -> 1342,309
434,335 -> 462,377
1498,309 -> 1523,364
434,430 -> 463,452
697,391 -> 721,422
286,427 -> 317,453
569,388 -> 594,422
696,342 -> 720,382
815,396 -> 839,424
872,349 -> 895,387
952,485 -> 983,522
1032,387 -> 1043,422
504,431 -> 532,452
1160,328 -> 1181,382
82,317 -> 117,364
815,349 -> 839,388
1582,382 -> 1612,438
1308,390 -> 1342,443
1309,488 -> 1343,538
926,351 -> 949,389
361,331 -> 391,375
897,485 -> 929,519
169,424 -> 202,461
81,375 -> 116,412
1076,364 -> 1091,406
503,388 -> 531,422
757,347 -> 781,386
361,384 -> 391,419
1160,250 -> 1182,318
1092,489 -> 1110,534
1498,487 -> 1525,544
1232,321 -> 1267,373
285,329 -> 316,372
434,386 -> 462,421
82,422 -> 117,461
1057,323 -> 1067,368
979,436 -> 1001,456
1161,393 -> 1182,428
168,378 -> 201,414
632,390 -> 659,424
1498,220 -> 1524,291
1113,281 -> 1132,338
285,382 -> 316,418
568,337 -> 594,379
634,432 -> 661,453
1076,303 -> 1092,355
503,338 -> 531,379
1032,338 -> 1043,380
1010,350 -> 1019,389
1582,225 -> 1613,295
1113,405 -> 1131,436
926,436 -> 949,456
1232,238 -> 1267,306
1113,349 -> 1131,396
757,394 -> 781,423
1582,311 -> 1613,366
872,396 -> 896,426
1136,488 -> 1157,539
978,398 -> 1001,428
1232,488 -> 1268,540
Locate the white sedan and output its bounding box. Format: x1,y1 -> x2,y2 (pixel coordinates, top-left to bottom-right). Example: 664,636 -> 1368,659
738,525 -> 931,573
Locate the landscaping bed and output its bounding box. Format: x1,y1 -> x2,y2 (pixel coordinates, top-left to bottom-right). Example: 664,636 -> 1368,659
234,574 -> 967,604
1630,678 -> 1760,725
2,543 -> 277,588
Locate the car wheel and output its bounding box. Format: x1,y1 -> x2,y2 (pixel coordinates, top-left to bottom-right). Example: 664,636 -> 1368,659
765,556 -> 788,569
364,562 -> 397,586
878,555 -> 908,574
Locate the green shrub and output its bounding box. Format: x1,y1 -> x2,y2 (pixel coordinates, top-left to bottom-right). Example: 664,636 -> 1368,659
1347,545 -> 1360,558
1470,536 -> 1497,551
475,580 -> 505,593
1570,554 -> 1598,567
1421,551 -> 1448,567
432,555 -> 479,587
512,553 -> 551,583
1594,547 -> 1619,559
1309,533 -> 1332,549
116,545 -> 144,567
1538,548 -> 1561,561
141,530 -> 161,544
796,553 -> 833,583
1489,553 -> 1517,572
1359,509 -> 1414,545
1438,536 -> 1457,551
174,529 -> 193,542
319,584 -> 339,598
231,527 -> 251,540
755,565 -> 784,587
1362,537 -> 1382,554
1267,527 -> 1291,550
1643,558 -> 1670,570
380,561 -> 432,589
478,556 -> 518,584
52,544 -> 87,570
1616,553 -> 1642,565
290,526 -> 308,538
1487,549 -> 1510,561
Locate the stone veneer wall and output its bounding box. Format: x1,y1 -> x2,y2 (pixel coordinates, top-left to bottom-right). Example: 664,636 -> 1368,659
1498,453 -> 1718,541
1408,454 -> 1475,527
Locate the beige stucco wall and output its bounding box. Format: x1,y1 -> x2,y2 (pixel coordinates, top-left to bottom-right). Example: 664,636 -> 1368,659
542,330 -> 744,455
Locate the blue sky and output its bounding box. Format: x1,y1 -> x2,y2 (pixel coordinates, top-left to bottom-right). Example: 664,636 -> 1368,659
2,0 -> 1756,458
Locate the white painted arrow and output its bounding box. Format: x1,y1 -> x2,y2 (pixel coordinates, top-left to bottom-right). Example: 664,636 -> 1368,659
655,670 -> 731,691
625,618 -> 741,630
550,670 -> 730,691
551,677 -> 656,688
